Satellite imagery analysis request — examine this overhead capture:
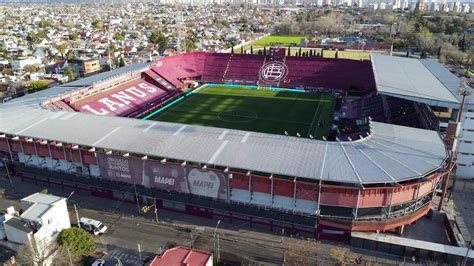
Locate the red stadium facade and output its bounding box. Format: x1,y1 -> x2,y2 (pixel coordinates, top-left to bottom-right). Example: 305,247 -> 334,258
0,50 -> 448,240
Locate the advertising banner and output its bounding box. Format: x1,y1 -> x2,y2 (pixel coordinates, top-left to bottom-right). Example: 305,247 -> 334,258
98,153 -> 229,200
143,160 -> 229,200
97,153 -> 144,185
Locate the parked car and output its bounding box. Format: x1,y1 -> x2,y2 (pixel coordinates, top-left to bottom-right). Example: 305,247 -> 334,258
79,217 -> 107,236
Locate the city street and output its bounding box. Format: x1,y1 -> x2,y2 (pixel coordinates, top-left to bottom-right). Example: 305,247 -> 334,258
0,176 -> 408,265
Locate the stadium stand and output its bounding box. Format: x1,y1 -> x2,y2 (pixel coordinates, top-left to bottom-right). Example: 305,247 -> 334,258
280,57 -> 375,92
222,54 -> 266,84
70,79 -> 170,117
341,95 -> 439,131
201,53 -> 232,83
142,69 -> 175,91
150,52 -> 206,88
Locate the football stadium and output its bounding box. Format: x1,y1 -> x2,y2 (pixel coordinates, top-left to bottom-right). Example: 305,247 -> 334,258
0,48 -> 460,239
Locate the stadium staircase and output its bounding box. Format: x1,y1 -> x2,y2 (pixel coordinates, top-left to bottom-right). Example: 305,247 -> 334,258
256,55 -> 267,87
142,69 -> 175,91
49,100 -> 77,112
201,53 -> 230,83
221,53 -> 234,83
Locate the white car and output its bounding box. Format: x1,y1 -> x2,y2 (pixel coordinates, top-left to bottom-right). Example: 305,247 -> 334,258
79,217 -> 108,236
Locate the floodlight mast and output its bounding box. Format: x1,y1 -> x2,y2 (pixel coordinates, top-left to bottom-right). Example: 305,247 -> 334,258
438,80 -> 471,212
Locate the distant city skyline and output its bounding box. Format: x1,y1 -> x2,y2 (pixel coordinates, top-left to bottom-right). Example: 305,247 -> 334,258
0,0 -> 472,3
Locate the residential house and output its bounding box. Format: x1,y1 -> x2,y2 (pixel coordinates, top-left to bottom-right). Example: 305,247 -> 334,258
11,57 -> 43,74
2,193 -> 71,264
150,246 -> 213,266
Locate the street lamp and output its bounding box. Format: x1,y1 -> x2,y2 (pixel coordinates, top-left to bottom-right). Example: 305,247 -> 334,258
66,190 -> 75,201
65,190 -> 80,226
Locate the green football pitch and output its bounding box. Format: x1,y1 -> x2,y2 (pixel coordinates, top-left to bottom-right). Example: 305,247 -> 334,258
146,85 -> 336,139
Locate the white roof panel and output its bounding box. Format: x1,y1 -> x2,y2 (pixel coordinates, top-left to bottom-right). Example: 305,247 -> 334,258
371,53 -> 461,108
0,65 -> 447,185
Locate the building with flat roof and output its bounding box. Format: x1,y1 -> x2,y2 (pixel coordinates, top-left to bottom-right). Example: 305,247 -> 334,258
2,192 -> 71,264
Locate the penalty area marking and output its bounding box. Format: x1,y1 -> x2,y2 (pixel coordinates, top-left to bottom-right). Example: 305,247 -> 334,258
307,94 -> 323,138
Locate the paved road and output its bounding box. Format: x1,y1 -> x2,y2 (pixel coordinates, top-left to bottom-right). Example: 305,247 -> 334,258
0,176 -> 409,265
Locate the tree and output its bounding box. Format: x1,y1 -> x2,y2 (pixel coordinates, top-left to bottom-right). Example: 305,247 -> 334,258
91,20 -> 103,29
37,31 -> 47,39
231,46 -> 234,54
38,20 -> 52,28
263,46 -> 266,55
329,246 -> 356,266
64,66 -> 76,81
115,34 -> 125,41
149,30 -> 168,54
119,57 -> 126,67
57,44 -> 67,58
298,47 -> 302,56
2,68 -> 13,76
57,227 -> 95,258
185,39 -> 197,53
16,238 -> 62,266
287,47 -> 291,56
315,13 -> 343,37
27,32 -> 38,43
416,33 -> 435,58
66,50 -> 76,61
335,51 -> 339,59
29,80 -> 49,93
24,64 -> 42,74
321,49 -> 324,57
69,33 -> 79,41
250,46 -> 253,54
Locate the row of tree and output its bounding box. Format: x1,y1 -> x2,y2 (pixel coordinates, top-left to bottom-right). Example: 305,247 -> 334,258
231,45 -> 340,59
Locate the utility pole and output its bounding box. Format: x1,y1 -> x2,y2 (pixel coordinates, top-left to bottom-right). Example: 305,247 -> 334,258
439,81 -> 471,212
213,220 -> 221,265
3,158 -> 13,186
137,242 -> 142,260
462,240 -> 472,266
73,204 -> 80,226
134,184 -> 141,213
107,25 -> 112,71
67,247 -> 73,265
216,233 -> 220,264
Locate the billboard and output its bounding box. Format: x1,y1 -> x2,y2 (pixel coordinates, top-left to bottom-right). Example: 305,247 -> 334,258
97,153 -> 144,184
97,153 -> 229,200
144,160 -> 229,200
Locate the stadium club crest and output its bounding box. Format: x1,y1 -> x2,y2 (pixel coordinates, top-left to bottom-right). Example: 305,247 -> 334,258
258,61 -> 288,84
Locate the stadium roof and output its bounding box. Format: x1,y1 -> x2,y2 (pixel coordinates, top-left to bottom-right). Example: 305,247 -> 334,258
371,53 -> 462,109
1,90 -> 446,185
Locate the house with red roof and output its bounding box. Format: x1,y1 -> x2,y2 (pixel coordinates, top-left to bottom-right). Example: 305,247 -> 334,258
149,246 -> 213,266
